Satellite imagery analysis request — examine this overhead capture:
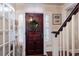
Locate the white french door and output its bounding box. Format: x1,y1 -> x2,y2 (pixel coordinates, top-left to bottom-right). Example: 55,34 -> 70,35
0,3 -> 15,56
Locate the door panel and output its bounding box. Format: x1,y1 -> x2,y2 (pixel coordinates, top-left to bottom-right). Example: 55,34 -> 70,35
25,13 -> 43,55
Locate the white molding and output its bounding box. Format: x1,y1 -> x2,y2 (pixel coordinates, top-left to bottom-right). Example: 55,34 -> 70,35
78,12 -> 79,41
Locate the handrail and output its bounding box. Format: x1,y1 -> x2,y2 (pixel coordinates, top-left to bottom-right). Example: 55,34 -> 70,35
52,3 -> 79,37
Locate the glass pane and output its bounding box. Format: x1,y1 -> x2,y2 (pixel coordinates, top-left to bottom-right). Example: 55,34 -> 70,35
5,43 -> 9,56
4,4 -> 9,30
10,52 -> 13,56
0,17 -> 3,30
5,32 -> 9,43
5,18 -> 9,30
10,41 -> 13,51
0,32 -> 3,45
0,4 -> 3,30
0,46 -> 3,56
15,44 -> 22,56
10,20 -> 13,31
10,41 -> 13,56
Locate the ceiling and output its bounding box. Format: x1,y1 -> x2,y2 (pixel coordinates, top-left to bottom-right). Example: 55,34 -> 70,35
11,3 -> 64,7
11,3 -> 65,11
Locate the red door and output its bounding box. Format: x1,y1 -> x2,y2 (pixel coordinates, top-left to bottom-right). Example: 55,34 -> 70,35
25,13 -> 43,55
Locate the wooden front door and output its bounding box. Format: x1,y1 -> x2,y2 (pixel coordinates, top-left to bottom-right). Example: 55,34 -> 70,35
25,13 -> 43,55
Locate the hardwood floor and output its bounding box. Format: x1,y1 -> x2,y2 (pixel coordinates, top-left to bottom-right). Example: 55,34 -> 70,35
46,51 -> 79,56
46,51 -> 52,56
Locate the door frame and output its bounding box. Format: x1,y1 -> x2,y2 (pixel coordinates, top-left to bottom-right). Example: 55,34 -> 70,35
25,13 -> 44,55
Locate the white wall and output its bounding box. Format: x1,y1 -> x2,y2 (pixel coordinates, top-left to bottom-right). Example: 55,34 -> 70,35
12,3 -> 63,55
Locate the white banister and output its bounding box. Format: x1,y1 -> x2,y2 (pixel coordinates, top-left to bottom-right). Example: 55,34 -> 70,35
71,15 -> 75,56
66,22 -> 69,56
63,27 -> 65,56
64,26 -> 67,56
59,31 -> 62,56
